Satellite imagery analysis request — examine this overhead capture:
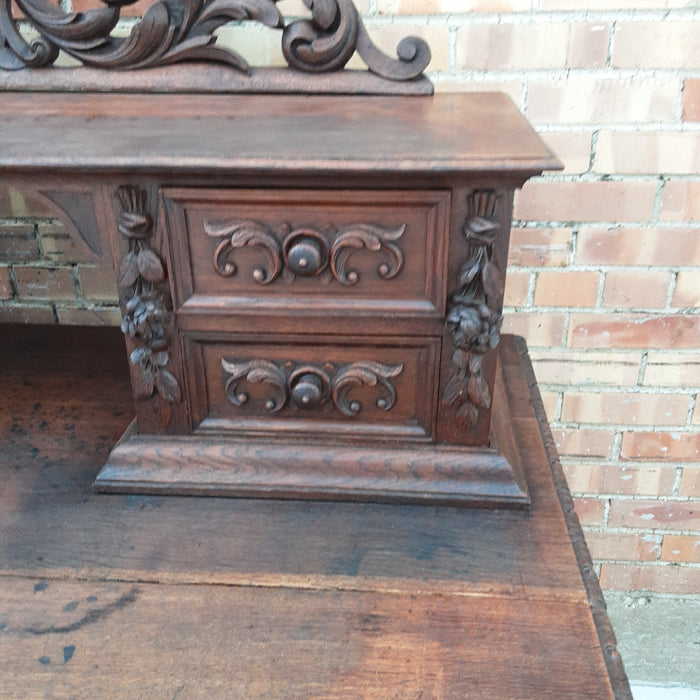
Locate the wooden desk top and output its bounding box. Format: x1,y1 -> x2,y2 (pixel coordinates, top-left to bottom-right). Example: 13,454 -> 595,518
0,92 -> 560,176
0,326 -> 630,698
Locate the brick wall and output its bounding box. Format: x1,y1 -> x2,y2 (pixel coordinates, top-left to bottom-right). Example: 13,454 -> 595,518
1,0 -> 698,594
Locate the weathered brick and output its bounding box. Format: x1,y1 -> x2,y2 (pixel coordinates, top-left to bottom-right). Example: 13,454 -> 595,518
13,266 -> 75,301
577,227 -> 700,266
0,266 -> 13,300
601,465 -> 678,496
603,270 -> 671,310
55,306 -> 122,326
569,314 -> 700,350
563,462 -> 605,493
608,498 -> 699,529
643,352 -> 700,387
540,390 -> 561,421
0,303 -> 55,324
660,180 -> 700,221
621,431 -> 700,462
377,0 -> 531,12
503,270 -> 530,307
501,311 -> 566,347
526,76 -> 678,125
434,80 -> 523,105
679,466 -> 700,497
534,270 -> 599,308
585,532 -> 661,562
456,21 -> 608,71
554,428 -> 616,459
573,496 -> 607,526
595,131 -> 700,175
672,270 -> 700,309
540,133 -> 592,175
507,228 -> 572,267
78,266 -> 119,303
660,535 -> 700,563
683,79 -> 700,122
530,349 -> 641,386
38,228 -> 92,264
561,392 -> 690,427
612,21 -> 700,69
516,181 -> 657,223
540,0 -> 692,8
599,563 -> 700,595
0,225 -> 39,262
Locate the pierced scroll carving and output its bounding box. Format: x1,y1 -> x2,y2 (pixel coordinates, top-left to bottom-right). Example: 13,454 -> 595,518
0,0 -> 431,81
117,186 -> 182,407
205,219 -> 405,286
221,357 -> 403,415
443,190 -> 503,429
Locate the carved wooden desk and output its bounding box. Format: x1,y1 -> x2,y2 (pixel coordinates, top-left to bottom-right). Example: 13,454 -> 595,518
1,91 -> 560,505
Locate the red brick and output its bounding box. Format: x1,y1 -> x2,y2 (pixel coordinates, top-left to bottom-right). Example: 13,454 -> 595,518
608,498 -> 699,530
612,22 -> 700,69
501,311 -> 566,347
660,535 -> 700,563
679,467 -> 700,497
599,562 -> 700,595
507,228 -> 572,267
573,496 -> 607,526
576,227 -> 700,266
515,181 -> 657,223
603,270 -> 671,310
377,0 -> 530,12
530,349 -> 641,386
540,132 -> 592,175
78,266 -> 119,303
55,306 -> 122,326
71,0 -> 155,15
562,392 -> 690,427
660,180 -> 700,221
569,314 -> 700,350
601,465 -> 678,496
13,266 -> 75,301
503,270 -> 531,307
434,80 -> 523,106
595,131 -> 700,175
526,76 -> 678,125
585,532 -> 660,562
0,225 -> 39,262
563,463 -> 605,493
533,270 -> 599,308
683,79 -> 700,122
620,431 -> 700,461
541,0 -> 691,8
554,428 -> 616,459
643,352 -> 700,387
0,303 -> 55,324
0,266 -> 12,300
540,391 -> 561,421
672,270 -> 700,308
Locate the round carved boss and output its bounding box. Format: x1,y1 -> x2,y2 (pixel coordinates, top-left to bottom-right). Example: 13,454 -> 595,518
283,230 -> 329,277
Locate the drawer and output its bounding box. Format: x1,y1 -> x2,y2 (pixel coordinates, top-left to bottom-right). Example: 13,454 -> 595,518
182,334 -> 440,442
162,188 -> 450,316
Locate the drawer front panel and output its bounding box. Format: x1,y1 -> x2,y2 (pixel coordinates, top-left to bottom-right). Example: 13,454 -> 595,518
163,188 -> 449,315
184,334 -> 439,441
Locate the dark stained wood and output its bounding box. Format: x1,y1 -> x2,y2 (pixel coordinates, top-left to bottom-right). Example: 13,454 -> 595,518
0,325 -> 631,697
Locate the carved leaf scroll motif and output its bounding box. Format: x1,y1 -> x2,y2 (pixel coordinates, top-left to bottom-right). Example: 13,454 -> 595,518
204,219 -> 406,286
443,190 -> 503,429
0,0 -> 430,80
222,358 -> 403,416
116,186 -> 182,409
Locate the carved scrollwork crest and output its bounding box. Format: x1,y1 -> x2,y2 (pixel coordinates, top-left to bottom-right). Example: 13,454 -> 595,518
0,0 -> 431,81
205,219 -> 405,286
443,190 -> 503,429
116,186 -> 182,410
221,357 -> 403,415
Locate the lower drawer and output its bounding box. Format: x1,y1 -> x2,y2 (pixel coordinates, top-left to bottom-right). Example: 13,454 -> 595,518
182,334 -> 440,442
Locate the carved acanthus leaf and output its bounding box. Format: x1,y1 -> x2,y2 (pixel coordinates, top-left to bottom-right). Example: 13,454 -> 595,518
0,0 -> 430,80
222,359 -> 289,412
332,361 -> 403,416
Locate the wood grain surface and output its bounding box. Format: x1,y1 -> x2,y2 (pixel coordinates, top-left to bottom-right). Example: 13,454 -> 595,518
0,325 -> 631,698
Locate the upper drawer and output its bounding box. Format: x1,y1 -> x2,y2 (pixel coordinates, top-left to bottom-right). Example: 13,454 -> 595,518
162,188 -> 450,316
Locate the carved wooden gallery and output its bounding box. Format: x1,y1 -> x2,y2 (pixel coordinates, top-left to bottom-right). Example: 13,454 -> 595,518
0,1 -> 632,696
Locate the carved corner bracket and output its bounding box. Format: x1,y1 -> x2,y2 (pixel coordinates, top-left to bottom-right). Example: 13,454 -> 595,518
443,190 -> 504,429
0,0 -> 430,82
116,186 -> 182,408
222,358 -> 403,416
205,219 -> 405,286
